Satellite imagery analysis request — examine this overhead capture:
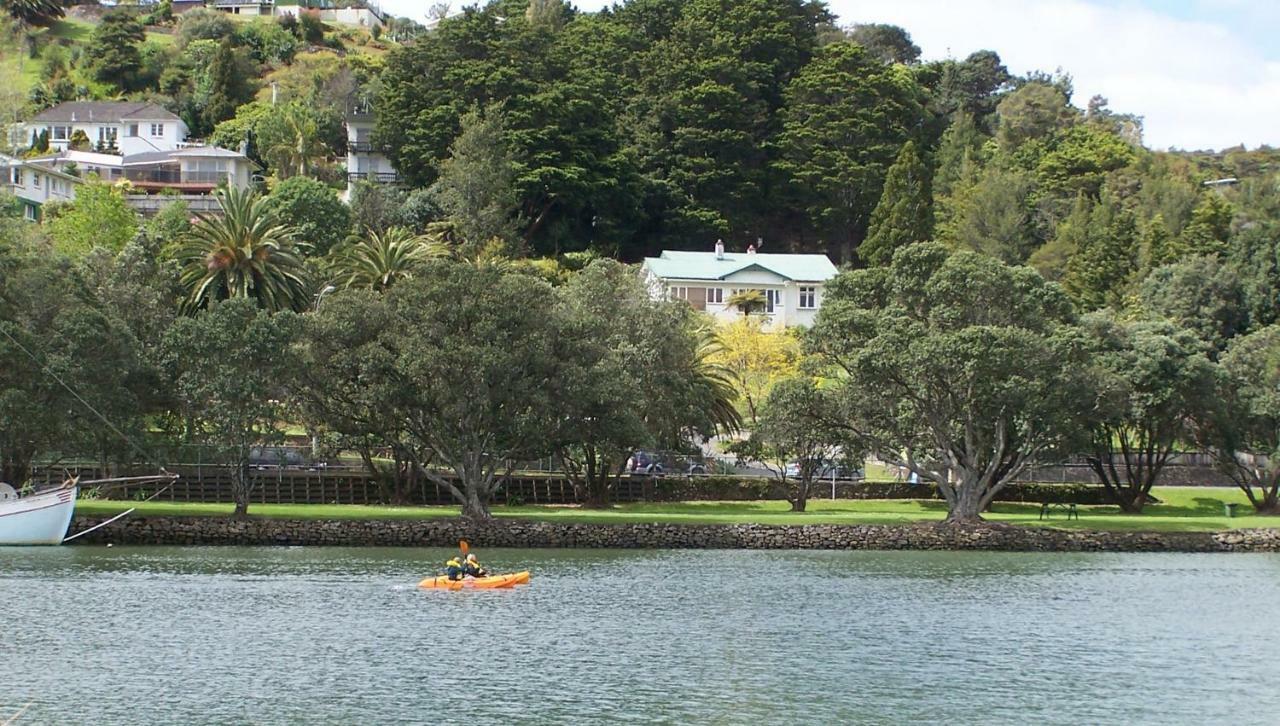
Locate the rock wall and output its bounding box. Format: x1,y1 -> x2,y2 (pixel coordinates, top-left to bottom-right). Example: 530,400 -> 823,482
66,516 -> 1280,553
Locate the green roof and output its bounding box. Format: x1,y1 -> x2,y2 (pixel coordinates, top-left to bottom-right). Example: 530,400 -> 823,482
642,250 -> 837,282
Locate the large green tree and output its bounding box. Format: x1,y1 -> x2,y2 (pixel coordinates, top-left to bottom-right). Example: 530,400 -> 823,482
45,181 -> 139,258
1080,314 -> 1218,513
774,41 -> 924,261
1197,325 -> 1280,514
263,177 -> 352,257
808,243 -> 1087,523
2,0 -> 63,26
87,9 -> 146,91
553,259 -> 740,507
163,299 -> 300,516
428,105 -> 521,255
860,140 -> 933,266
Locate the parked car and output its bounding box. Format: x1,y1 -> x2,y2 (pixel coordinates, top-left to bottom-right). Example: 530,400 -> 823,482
627,451 -> 712,476
249,447 -> 326,471
784,460 -> 863,480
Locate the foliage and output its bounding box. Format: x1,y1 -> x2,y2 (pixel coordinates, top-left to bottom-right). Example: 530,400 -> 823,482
774,41 -> 924,260
1197,325 -> 1280,513
86,9 -> 146,90
553,259 -> 734,506
846,23 -> 919,64
725,288 -> 766,316
162,298 -> 300,516
731,375 -> 856,512
1139,255 -> 1247,352
203,40 -> 254,133
0,238 -> 149,484
709,316 -> 801,424
861,140 -> 933,266
234,18 -> 298,66
171,186 -> 311,313
427,104 -> 521,255
2,0 -> 62,25
1062,187 -> 1139,310
348,180 -> 408,235
176,8 -> 234,46
329,226 -> 446,292
263,176 -> 351,256
255,102 -> 328,179
1080,313 -> 1218,513
807,242 -> 1087,522
995,81 -> 1075,150
942,165 -> 1036,264
45,181 -> 138,258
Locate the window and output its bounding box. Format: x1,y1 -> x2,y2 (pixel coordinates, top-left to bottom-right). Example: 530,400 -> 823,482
31,172 -> 40,188
52,126 -> 68,141
765,289 -> 781,314
126,124 -> 138,138
98,127 -> 118,146
10,167 -> 21,185
150,123 -> 164,137
707,287 -> 724,304
799,286 -> 816,309
23,204 -> 36,221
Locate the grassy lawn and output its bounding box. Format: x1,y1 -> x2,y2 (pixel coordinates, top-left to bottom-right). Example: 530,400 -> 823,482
77,486 -> 1279,533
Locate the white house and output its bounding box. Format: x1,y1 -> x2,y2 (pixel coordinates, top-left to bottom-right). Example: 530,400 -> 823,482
2,146 -> 256,221
642,242 -> 839,329
27,102 -> 188,156
344,97 -> 398,200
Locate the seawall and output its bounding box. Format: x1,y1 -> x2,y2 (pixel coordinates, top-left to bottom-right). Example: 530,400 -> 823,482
66,515 -> 1280,552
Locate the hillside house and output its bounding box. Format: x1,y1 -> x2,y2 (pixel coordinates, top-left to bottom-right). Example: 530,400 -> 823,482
642,242 -> 839,329
26,102 -> 188,156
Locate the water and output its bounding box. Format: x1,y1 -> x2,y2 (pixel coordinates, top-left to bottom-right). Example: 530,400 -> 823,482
2,547 -> 1278,725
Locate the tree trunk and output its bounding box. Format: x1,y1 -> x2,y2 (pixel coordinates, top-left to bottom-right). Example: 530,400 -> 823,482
945,476 -> 987,524
231,462 -> 251,518
461,487 -> 490,520
582,477 -> 610,509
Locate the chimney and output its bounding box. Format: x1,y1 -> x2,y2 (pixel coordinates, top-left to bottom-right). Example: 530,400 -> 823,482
714,239 -> 725,260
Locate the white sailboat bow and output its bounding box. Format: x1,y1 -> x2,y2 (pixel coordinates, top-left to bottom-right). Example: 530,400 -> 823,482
0,482 -> 78,546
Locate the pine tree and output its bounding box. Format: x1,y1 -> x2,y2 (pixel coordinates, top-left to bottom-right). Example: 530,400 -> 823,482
1063,186 -> 1139,310
1141,213 -> 1186,271
87,9 -> 145,91
202,41 -> 250,133
860,141 -> 933,266
1180,192 -> 1233,257
933,111 -> 986,199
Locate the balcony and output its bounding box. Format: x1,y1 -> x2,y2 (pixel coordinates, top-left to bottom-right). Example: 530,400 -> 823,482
346,140 -> 381,153
213,0 -> 273,6
347,171 -> 400,184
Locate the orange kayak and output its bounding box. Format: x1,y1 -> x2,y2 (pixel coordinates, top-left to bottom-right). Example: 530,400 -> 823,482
418,571 -> 531,590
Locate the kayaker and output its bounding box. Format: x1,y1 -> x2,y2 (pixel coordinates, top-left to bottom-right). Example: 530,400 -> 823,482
445,557 -> 464,581
463,553 -> 488,578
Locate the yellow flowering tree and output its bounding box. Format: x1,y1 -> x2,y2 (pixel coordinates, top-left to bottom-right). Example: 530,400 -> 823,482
711,317 -> 802,425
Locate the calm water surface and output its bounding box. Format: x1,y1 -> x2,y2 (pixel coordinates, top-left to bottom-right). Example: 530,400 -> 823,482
1,547 -> 1277,725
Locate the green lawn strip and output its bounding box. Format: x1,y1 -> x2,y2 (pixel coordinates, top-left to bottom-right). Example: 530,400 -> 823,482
76,487 -> 1279,532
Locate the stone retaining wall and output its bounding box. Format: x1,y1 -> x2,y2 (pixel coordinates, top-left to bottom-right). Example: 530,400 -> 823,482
67,516 -> 1280,553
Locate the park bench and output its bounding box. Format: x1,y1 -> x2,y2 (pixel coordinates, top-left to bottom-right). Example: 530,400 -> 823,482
1038,502 -> 1079,520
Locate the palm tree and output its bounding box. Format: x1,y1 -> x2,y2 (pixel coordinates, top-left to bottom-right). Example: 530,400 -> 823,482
726,289 -> 767,316
330,226 -> 447,292
691,323 -> 744,435
173,186 -> 311,313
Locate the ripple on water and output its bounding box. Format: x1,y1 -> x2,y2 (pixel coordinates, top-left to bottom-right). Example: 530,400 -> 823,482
1,547 -> 1278,725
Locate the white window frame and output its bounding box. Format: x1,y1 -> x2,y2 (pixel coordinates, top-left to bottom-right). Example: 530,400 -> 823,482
765,289 -> 781,314
150,123 -> 164,137
707,287 -> 724,305
799,286 -> 816,310
10,167 -> 21,185
126,124 -> 139,138
52,126 -> 68,141
23,204 -> 36,221
32,172 -> 40,188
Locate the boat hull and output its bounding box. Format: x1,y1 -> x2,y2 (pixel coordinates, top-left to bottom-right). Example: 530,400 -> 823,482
0,486 -> 78,545
418,571 -> 531,590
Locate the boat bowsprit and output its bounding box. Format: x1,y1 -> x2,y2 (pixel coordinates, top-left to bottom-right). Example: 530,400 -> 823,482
418,571 -> 531,590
